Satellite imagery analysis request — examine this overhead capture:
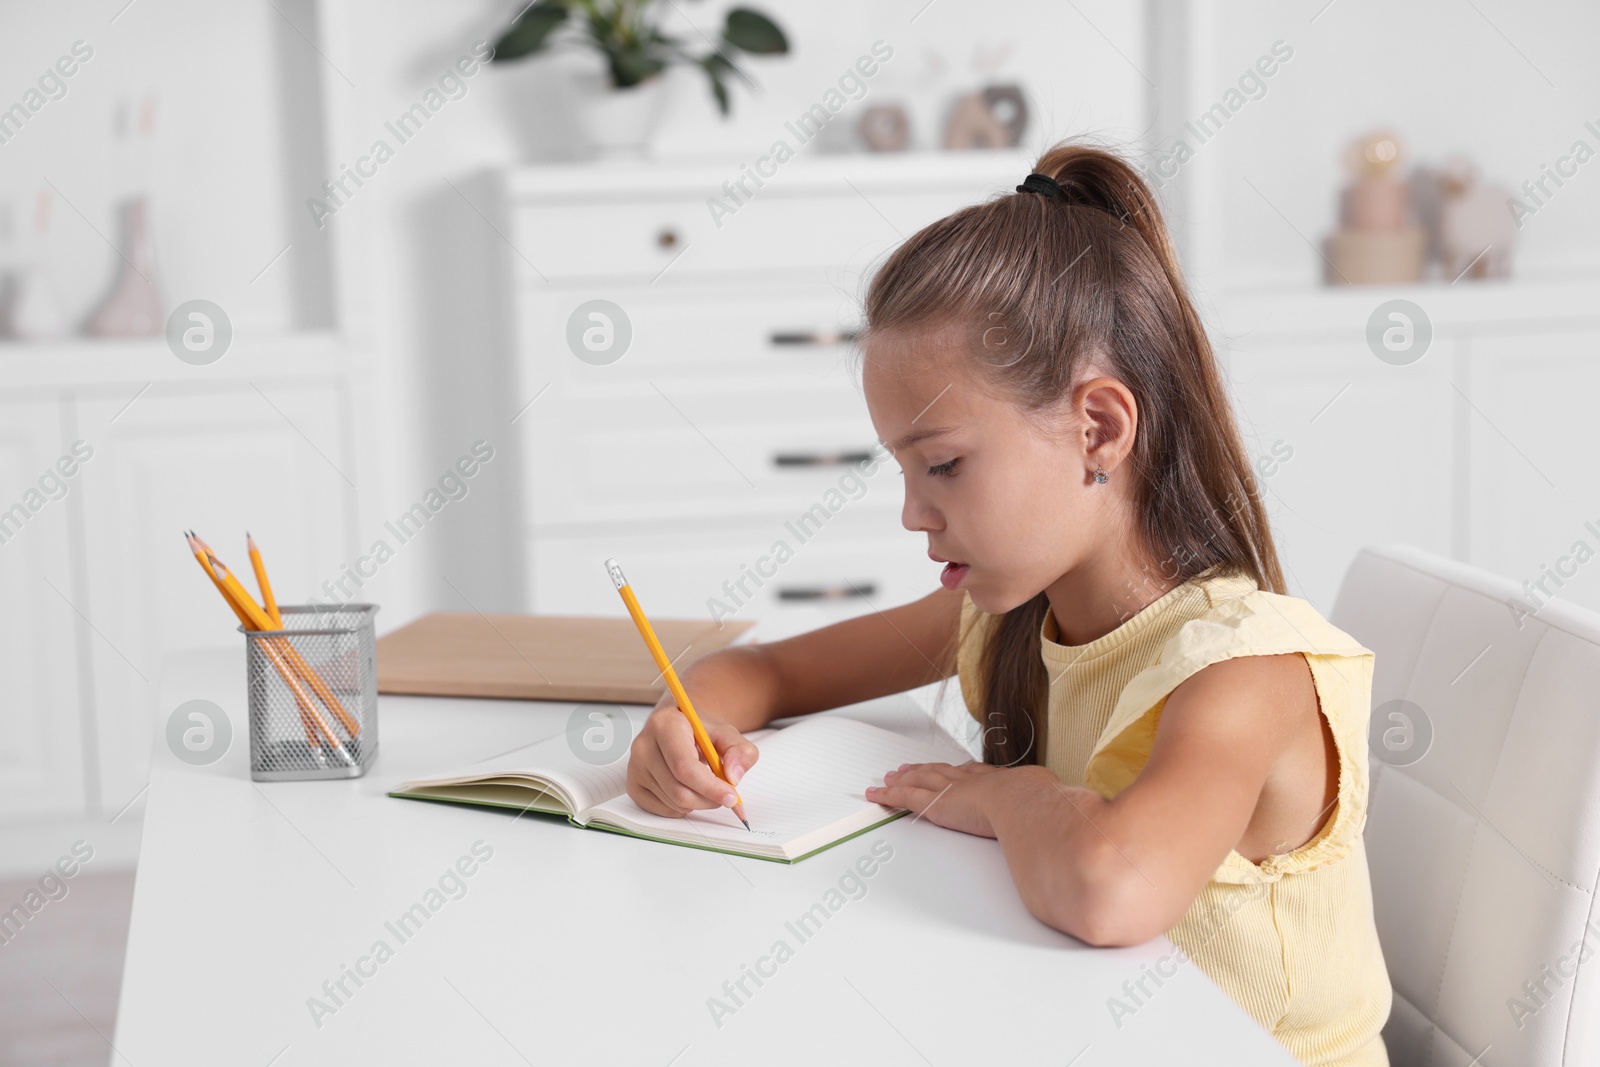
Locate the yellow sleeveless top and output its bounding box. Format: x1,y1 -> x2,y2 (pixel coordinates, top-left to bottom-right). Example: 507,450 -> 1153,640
955,566 -> 1392,1067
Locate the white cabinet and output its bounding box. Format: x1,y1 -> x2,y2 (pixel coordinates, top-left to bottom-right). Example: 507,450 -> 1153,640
1216,283 -> 1600,615
0,338 -> 357,828
1464,329 -> 1600,613
500,171 -> 1011,288
499,152 -> 1030,628
513,281 -> 862,389
0,397 -> 87,819
533,511 -> 944,642
1226,336 -> 1455,609
525,371 -> 890,528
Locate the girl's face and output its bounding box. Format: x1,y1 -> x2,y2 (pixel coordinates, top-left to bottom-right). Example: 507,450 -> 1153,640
862,326 -> 1124,615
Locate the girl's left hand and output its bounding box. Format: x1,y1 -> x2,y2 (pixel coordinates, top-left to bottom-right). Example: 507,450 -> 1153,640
865,760 -> 1009,838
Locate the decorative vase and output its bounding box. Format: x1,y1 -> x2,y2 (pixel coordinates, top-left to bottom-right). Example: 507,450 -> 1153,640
568,71 -> 669,159
84,197 -> 162,337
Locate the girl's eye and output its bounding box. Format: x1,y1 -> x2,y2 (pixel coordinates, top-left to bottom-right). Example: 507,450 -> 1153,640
927,458 -> 959,478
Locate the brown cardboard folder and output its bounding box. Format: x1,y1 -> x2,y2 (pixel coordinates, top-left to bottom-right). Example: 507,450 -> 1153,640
375,613 -> 756,704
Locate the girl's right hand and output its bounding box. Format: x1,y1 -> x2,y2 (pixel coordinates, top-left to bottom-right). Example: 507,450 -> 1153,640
627,702 -> 760,819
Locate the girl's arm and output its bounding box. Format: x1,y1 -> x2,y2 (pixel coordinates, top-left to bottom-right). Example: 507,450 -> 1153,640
870,651 -> 1314,947
628,586 -> 965,816
656,584 -> 965,732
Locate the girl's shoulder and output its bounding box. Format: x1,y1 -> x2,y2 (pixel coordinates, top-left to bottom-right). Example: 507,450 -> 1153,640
1122,570 -> 1376,754
1170,568 -> 1374,667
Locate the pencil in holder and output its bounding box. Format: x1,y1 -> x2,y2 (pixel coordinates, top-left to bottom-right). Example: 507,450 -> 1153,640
243,604 -> 380,781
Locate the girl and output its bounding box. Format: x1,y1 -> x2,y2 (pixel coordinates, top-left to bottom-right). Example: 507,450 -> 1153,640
626,139 -> 1391,1067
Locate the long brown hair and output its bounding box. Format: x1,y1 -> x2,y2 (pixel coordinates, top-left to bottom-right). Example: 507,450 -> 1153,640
855,137 -> 1285,767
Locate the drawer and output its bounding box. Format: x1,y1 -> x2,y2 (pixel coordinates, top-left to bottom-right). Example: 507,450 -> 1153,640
507,188 -> 983,283
516,281 -> 864,389
521,382 -> 901,527
529,519 -> 944,642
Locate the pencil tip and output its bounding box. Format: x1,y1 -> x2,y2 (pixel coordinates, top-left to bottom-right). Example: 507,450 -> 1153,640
740,818 -> 751,831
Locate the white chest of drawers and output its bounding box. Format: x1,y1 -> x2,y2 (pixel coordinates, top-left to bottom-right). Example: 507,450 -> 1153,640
496,150 -> 1031,638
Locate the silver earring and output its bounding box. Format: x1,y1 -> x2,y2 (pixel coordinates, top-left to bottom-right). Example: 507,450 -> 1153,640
1093,467 -> 1109,484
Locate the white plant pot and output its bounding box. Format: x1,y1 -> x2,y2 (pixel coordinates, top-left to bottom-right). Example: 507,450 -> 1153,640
569,70 -> 670,159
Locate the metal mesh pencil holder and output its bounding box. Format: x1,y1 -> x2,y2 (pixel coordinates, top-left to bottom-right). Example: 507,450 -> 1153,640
243,604 -> 379,781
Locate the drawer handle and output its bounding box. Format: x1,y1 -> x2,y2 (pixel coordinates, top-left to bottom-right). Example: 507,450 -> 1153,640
770,329 -> 859,346
777,582 -> 877,602
773,450 -> 875,468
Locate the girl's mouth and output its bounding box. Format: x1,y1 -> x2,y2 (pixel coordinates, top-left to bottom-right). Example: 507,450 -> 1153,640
939,561 -> 970,589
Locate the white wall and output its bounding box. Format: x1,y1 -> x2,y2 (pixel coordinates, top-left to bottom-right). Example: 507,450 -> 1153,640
1203,0 -> 1600,289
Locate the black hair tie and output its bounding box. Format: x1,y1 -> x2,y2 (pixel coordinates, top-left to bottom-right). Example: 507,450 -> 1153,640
1016,172 -> 1066,200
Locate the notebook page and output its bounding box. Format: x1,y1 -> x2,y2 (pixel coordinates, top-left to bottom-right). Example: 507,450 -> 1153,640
394,705 -> 651,814
585,715 -> 973,855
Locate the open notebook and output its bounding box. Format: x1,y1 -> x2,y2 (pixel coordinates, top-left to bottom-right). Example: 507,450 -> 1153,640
388,709 -> 973,863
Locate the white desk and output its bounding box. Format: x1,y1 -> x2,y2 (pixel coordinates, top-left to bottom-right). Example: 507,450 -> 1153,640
114,649 -> 1297,1065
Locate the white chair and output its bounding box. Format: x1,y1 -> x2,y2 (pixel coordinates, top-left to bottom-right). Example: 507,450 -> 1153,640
1330,544 -> 1600,1067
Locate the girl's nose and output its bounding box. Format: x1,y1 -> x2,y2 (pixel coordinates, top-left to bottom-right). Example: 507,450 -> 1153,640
901,487 -> 941,534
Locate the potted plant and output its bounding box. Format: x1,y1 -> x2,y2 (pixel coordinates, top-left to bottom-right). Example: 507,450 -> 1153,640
490,0 -> 789,157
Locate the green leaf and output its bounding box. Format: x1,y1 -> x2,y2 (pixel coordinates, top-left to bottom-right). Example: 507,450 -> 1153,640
491,2 -> 571,62
608,47 -> 667,88
702,49 -> 735,75
700,56 -> 731,115
722,8 -> 788,55
584,5 -> 618,45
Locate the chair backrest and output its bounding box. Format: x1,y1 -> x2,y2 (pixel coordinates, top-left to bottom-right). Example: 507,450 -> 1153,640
1330,544 -> 1600,1067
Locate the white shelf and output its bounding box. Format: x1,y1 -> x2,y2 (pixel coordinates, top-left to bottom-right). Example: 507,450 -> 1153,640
1209,276 -> 1600,342
0,330 -> 351,389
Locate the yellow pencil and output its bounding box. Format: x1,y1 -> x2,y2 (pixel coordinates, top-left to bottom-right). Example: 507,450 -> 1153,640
187,533 -> 344,757
192,532 -> 360,739
205,549 -> 362,746
188,533 -> 321,751
246,531 -> 281,626
236,532 -> 356,732
606,558 -> 750,831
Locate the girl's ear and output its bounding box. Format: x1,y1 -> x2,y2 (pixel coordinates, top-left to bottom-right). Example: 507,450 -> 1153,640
1074,375 -> 1138,470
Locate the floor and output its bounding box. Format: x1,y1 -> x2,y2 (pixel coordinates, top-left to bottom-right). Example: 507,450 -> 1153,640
0,869 -> 136,1067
